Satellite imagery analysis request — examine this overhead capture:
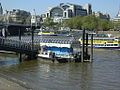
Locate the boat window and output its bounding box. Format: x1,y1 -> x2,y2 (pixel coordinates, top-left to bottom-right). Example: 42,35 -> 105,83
107,44 -> 111,46
114,44 -> 118,46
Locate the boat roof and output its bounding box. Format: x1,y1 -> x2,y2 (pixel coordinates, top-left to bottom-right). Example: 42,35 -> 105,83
8,35 -> 79,44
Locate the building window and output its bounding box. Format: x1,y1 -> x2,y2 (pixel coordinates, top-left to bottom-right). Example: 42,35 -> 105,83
64,12 -> 66,18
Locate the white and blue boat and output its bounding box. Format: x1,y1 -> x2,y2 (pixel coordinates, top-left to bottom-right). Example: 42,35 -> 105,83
37,36 -> 81,63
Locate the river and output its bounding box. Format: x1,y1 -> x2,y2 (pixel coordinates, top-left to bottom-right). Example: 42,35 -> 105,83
0,49 -> 120,90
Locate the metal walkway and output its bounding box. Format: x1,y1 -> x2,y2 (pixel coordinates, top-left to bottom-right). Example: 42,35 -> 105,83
0,37 -> 39,55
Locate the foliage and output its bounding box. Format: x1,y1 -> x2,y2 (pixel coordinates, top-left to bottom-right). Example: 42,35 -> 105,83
0,15 -> 4,23
43,17 -> 58,29
82,15 -> 98,30
63,15 -> 113,31
113,20 -> 120,30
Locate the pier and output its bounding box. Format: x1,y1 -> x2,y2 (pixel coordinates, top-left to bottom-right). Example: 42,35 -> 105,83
0,37 -> 39,62
0,31 -> 93,63
0,23 -> 93,63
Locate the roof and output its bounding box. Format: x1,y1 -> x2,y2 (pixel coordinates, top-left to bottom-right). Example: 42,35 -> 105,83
8,35 -> 79,44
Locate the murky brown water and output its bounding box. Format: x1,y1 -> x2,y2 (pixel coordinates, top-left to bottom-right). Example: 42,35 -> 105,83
0,49 -> 120,90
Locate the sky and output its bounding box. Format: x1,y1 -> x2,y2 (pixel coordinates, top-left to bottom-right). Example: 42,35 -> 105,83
0,0 -> 120,18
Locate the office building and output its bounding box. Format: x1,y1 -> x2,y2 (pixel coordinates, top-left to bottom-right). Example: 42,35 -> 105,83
44,3 -> 92,22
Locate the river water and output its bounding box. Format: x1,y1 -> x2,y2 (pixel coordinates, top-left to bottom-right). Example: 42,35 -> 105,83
0,49 -> 120,90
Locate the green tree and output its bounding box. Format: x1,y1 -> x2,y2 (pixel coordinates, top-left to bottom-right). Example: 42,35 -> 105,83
113,20 -> 120,31
82,15 -> 98,30
64,15 -> 113,31
98,19 -> 113,31
43,17 -> 58,29
63,16 -> 82,29
72,16 -> 82,29
0,15 -> 4,23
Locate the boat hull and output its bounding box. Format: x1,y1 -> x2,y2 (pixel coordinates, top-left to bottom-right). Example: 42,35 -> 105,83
38,56 -> 72,63
37,55 -> 82,63
93,46 -> 120,49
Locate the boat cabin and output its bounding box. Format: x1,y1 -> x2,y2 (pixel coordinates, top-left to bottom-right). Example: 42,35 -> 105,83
38,36 -> 81,59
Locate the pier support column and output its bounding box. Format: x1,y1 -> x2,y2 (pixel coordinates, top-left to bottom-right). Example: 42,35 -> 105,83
31,26 -> 35,59
19,27 -> 21,40
86,33 -> 88,56
81,29 -> 85,62
90,34 -> 93,62
18,27 -> 22,62
19,53 -> 22,62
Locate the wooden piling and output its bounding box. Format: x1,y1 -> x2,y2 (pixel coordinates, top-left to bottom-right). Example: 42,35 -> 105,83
81,29 -> 85,62
19,27 -> 22,62
85,33 -> 88,56
90,34 -> 93,62
19,27 -> 21,40
19,53 -> 22,62
31,26 -> 35,59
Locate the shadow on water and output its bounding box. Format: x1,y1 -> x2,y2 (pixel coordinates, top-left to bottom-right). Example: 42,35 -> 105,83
0,53 -> 19,66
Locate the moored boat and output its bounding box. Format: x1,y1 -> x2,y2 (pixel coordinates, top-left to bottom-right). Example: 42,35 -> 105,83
37,36 -> 85,63
79,34 -> 120,49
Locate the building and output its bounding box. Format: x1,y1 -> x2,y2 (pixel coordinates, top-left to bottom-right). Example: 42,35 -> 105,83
0,3 -> 3,15
94,11 -> 110,20
31,15 -> 42,26
44,3 -> 92,22
83,3 -> 92,15
114,9 -> 120,22
113,7 -> 120,30
4,9 -> 31,24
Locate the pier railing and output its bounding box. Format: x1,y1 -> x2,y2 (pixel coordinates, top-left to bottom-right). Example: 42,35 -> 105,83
0,37 -> 39,54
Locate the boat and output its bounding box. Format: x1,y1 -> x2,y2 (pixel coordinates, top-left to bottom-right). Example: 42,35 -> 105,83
38,31 -> 55,36
79,33 -> 120,49
37,36 -> 84,63
37,28 -> 55,36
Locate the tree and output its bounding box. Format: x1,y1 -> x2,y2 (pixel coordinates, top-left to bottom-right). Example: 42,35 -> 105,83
63,15 -> 113,31
82,15 -> 98,30
0,15 -> 4,23
43,17 -> 57,29
113,20 -> 120,31
63,16 -> 82,29
97,19 -> 113,31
